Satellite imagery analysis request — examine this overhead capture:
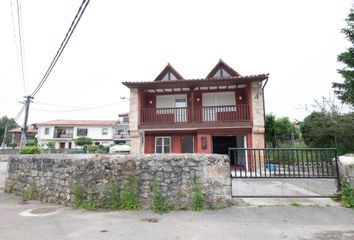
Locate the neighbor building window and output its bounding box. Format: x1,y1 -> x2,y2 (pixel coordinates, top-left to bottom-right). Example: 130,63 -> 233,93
102,128 -> 108,135
155,136 -> 171,154
77,128 -> 88,136
44,128 -> 50,135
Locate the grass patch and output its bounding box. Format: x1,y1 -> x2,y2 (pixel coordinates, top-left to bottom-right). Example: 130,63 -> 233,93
28,181 -> 39,200
151,178 -> 171,213
122,175 -> 140,210
193,177 -> 203,212
5,184 -> 13,194
290,202 -> 303,207
83,188 -> 97,211
102,179 -> 121,210
73,182 -> 84,208
335,180 -> 354,208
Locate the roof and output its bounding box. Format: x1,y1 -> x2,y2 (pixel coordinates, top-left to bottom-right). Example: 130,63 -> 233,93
9,124 -> 38,133
122,73 -> 269,89
37,120 -> 118,126
206,59 -> 241,78
154,63 -> 184,81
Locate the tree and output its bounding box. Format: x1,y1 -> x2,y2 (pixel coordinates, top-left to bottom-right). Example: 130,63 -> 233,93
300,111 -> 354,155
265,114 -> 299,147
0,116 -> 18,145
75,137 -> 92,147
333,6 -> 354,107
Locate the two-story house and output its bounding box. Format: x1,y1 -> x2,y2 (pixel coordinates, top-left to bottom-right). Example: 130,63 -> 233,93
36,120 -> 117,149
123,60 -> 269,158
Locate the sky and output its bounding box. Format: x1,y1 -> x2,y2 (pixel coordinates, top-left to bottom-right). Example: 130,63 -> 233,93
0,0 -> 352,125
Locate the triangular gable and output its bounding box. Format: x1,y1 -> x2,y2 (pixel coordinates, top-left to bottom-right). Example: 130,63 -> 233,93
206,59 -> 241,79
154,63 -> 184,81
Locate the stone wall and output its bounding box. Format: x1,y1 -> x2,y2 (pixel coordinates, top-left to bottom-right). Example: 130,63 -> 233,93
5,154 -> 231,209
251,82 -> 265,148
339,154 -> 354,187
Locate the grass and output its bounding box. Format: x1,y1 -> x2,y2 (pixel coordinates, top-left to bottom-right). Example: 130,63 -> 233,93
122,175 -> 140,210
193,177 -> 203,212
151,178 -> 171,213
335,180 -> 354,208
290,202 -> 303,207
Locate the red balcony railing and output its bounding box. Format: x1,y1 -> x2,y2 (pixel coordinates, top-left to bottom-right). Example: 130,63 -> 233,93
140,105 -> 250,124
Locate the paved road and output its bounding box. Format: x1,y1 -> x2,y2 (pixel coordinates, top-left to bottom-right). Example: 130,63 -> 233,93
0,192 -> 354,240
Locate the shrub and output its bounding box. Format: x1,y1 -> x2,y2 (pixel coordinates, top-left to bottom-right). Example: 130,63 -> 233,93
73,183 -> 84,208
335,180 -> 354,208
26,138 -> 37,147
75,137 -> 93,147
193,177 -> 203,212
151,179 -> 171,213
8,143 -> 17,149
28,182 -> 39,200
83,188 -> 97,211
20,146 -> 42,154
102,180 -> 121,210
85,145 -> 101,153
122,175 -> 140,210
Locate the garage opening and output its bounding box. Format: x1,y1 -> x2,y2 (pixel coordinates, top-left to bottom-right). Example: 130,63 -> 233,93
213,135 -> 245,165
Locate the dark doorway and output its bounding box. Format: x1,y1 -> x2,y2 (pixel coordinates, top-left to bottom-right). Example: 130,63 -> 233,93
59,142 -> 65,149
213,135 -> 245,165
212,136 -> 237,155
181,136 -> 194,153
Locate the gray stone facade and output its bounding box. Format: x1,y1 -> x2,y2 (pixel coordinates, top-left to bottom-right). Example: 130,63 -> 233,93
5,154 -> 231,209
339,155 -> 354,187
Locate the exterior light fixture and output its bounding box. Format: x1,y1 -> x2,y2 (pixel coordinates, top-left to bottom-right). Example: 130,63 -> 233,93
196,97 -> 200,102
149,100 -> 153,104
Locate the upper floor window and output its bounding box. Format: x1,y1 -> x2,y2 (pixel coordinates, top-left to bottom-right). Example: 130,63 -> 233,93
77,128 -> 88,136
44,127 -> 50,135
122,116 -> 129,123
213,68 -> 231,78
162,72 -> 178,81
102,128 -> 108,135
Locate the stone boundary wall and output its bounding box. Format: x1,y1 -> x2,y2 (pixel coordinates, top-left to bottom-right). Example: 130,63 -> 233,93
339,155 -> 354,187
5,154 -> 232,209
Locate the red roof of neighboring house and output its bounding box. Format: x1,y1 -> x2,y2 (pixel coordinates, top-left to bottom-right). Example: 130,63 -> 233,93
37,120 -> 118,126
9,124 -> 38,133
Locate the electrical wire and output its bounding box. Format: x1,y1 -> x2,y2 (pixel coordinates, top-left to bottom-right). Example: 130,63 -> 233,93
30,0 -> 91,97
9,0 -> 26,95
14,105 -> 25,122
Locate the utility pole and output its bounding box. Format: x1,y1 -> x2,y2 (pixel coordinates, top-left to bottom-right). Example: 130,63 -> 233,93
20,95 -> 34,147
1,120 -> 8,149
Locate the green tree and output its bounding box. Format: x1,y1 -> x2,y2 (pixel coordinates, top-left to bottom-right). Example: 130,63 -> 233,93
265,114 -> 298,147
75,137 -> 92,147
0,116 -> 18,145
300,112 -> 354,155
333,6 -> 354,107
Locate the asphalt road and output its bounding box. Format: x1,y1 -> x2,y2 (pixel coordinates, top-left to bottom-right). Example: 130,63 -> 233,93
0,192 -> 354,240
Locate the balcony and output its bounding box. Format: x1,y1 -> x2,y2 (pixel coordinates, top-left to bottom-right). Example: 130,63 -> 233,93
140,105 -> 250,128
54,128 -> 73,139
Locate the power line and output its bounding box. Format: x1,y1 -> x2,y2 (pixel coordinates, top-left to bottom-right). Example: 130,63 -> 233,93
30,0 -> 91,97
14,105 -> 25,122
16,0 -> 27,95
9,0 -> 26,95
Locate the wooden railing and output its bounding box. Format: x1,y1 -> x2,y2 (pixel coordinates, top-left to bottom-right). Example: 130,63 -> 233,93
140,105 -> 250,124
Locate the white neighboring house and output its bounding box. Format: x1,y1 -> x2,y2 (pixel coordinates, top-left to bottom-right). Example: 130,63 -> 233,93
36,120 -> 117,149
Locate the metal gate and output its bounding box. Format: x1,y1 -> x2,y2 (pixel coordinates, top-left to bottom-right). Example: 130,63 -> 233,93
229,148 -> 341,198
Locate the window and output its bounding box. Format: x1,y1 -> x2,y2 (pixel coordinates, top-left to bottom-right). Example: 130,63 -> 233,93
102,128 -> 108,135
213,68 -> 231,78
155,136 -> 171,154
44,128 -> 50,135
122,116 -> 129,123
77,128 -> 88,136
162,72 -> 178,81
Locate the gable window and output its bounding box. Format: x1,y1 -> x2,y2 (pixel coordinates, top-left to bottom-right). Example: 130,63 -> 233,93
213,68 -> 231,78
77,128 -> 88,136
155,136 -> 171,154
102,128 -> 108,135
162,72 -> 178,81
44,127 -> 50,135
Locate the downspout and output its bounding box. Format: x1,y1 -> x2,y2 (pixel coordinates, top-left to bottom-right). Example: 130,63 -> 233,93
262,75 -> 269,148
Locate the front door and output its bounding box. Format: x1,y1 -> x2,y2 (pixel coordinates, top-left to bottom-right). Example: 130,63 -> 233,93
181,136 -> 194,153
59,142 -> 66,149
